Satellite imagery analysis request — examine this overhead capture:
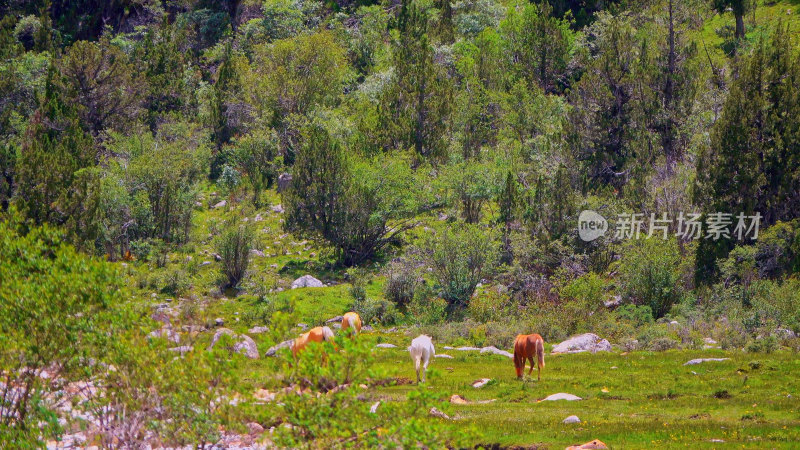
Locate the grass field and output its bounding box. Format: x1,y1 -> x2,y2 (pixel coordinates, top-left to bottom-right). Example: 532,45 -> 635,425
366,344 -> 800,448
223,329 -> 800,449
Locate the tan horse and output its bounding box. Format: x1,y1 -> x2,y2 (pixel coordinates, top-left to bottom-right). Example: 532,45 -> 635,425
292,326 -> 335,357
513,333 -> 545,380
341,312 -> 362,335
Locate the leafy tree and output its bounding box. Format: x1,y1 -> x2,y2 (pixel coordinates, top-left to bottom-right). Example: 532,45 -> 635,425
252,31 -> 350,162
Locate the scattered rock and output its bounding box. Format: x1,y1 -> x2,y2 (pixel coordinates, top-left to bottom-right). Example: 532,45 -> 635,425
542,393 -> 582,401
566,439 -> 608,450
710,439 -> 725,443
429,407 -> 451,420
208,328 -> 259,359
296,323 -> 308,330
683,358 -> 730,366
291,274 -> 324,289
212,200 -> 227,209
369,401 -> 381,414
326,315 -> 344,323
213,253 -> 223,261
148,327 -> 180,344
480,346 -> 513,358
604,295 -> 622,308
551,333 -> 612,354
254,213 -> 263,222
247,422 -> 265,435
271,204 -> 284,214
168,346 -> 193,354
265,339 -> 294,357
562,415 -> 581,424
250,249 -> 265,257
472,378 -> 491,388
277,173 -> 292,193
668,320 -> 681,328
450,394 -> 468,405
215,317 -> 225,327
249,326 -> 269,334
254,389 -> 276,402
774,328 -> 796,339
200,260 -> 212,267
444,346 -> 481,351
376,343 -> 397,349
150,311 -> 171,326
435,354 -> 453,359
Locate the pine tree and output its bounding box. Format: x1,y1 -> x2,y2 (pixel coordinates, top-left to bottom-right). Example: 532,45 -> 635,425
15,66 -> 95,225
712,0 -> 753,41
378,0 -> 452,161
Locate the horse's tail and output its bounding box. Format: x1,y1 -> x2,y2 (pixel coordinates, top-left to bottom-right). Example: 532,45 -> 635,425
536,337 -> 545,369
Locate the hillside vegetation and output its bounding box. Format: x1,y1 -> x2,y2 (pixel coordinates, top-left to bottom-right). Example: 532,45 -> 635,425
1,0 -> 800,448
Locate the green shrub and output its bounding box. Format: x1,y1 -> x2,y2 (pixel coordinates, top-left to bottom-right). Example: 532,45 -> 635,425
352,296 -> 400,326
619,238 -> 685,319
408,295 -> 448,326
614,304 -> 655,327
0,218 -> 120,444
384,259 -> 422,310
216,222 -> 254,287
422,224 -> 498,308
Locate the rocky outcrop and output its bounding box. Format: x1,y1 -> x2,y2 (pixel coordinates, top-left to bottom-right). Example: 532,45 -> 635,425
551,333 -> 612,354
208,328 -> 259,359
291,275 -> 324,289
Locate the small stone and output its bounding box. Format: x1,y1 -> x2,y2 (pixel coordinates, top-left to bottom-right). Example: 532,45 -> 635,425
435,354 -> 453,359
429,407 -> 451,420
563,415 -> 581,424
213,200 -> 227,209
247,422 -> 265,435
450,394 -> 468,404
249,326 -> 269,334
683,358 -> 730,366
370,401 -> 381,414
215,318 -> 224,327
542,393 -> 582,401
472,378 -> 491,388
376,343 -> 397,349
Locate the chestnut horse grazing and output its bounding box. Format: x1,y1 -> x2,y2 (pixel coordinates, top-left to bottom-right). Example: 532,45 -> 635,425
408,335 -> 435,383
513,333 -> 545,380
292,326 -> 335,357
341,312 -> 362,335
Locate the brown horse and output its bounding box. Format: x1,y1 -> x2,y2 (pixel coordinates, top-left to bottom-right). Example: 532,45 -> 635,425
513,333 -> 545,380
341,312 -> 362,335
292,326 -> 335,358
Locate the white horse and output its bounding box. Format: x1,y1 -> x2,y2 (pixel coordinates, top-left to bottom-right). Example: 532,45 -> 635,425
408,335 -> 435,383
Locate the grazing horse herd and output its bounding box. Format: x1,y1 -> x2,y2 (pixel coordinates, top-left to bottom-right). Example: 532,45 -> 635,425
291,312 -> 545,382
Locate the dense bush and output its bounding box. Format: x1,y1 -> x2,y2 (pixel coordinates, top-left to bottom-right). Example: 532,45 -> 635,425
619,238 -> 686,319
422,224 -> 498,308
384,258 -> 423,310
216,222 -> 254,288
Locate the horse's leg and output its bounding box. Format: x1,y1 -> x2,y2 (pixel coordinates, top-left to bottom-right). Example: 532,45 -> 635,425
528,356 -> 534,375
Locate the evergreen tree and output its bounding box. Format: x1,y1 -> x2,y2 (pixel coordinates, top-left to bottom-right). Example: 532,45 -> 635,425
15,66 -> 95,225
378,0 -> 452,161
695,26 -> 800,281
712,0 -> 753,41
